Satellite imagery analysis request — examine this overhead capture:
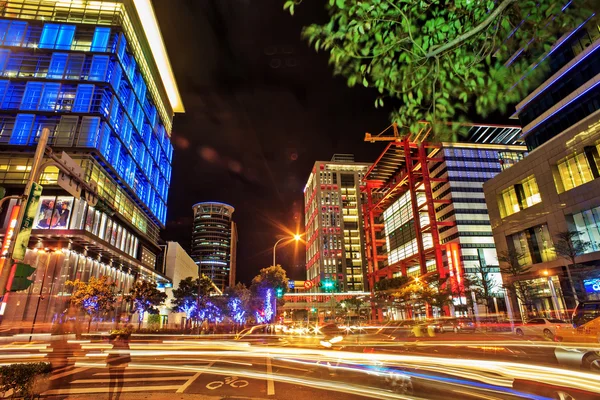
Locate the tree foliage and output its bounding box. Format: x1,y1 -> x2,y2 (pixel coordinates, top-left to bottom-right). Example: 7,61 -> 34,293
468,262 -> 498,313
171,276 -> 216,326
251,265 -> 289,307
498,249 -> 534,318
66,276 -> 117,332
374,275 -> 410,292
284,0 -> 593,139
425,273 -> 453,315
125,280 -> 167,329
554,230 -> 591,266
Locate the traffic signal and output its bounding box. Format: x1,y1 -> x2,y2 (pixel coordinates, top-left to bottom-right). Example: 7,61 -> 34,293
322,280 -> 335,291
9,262 -> 36,292
275,287 -> 283,298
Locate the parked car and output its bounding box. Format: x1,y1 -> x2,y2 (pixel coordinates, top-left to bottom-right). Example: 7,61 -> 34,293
554,301 -> 600,371
514,318 -> 572,339
435,318 -> 476,333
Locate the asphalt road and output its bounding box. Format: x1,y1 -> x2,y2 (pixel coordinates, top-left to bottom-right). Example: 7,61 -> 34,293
2,332 -> 599,400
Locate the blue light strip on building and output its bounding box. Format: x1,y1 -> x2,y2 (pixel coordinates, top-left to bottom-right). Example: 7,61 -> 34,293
522,79 -> 600,136
516,40 -> 599,114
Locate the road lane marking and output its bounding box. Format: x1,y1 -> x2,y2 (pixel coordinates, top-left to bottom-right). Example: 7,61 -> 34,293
50,367 -> 89,381
43,385 -> 181,395
93,370 -> 195,376
176,361 -> 215,393
266,356 -> 275,395
72,377 -> 189,383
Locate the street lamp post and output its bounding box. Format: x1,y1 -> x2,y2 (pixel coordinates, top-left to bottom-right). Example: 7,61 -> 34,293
272,234 -> 301,267
270,234 -> 301,326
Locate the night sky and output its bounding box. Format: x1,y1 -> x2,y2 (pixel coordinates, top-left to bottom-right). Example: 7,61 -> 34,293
152,0 -> 512,285
153,0 -> 389,284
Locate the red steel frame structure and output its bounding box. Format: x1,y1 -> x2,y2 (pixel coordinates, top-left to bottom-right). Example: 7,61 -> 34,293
362,138 -> 455,305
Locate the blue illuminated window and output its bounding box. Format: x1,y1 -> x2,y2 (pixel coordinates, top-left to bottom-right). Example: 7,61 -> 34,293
21,82 -> 43,110
0,80 -> 8,104
0,49 -> 9,74
4,21 -> 27,46
39,83 -> 60,111
89,55 -> 109,81
0,20 -> 9,43
109,62 -> 122,88
91,27 -> 111,51
39,24 -> 60,49
79,117 -> 100,147
73,84 -> 94,112
10,114 -> 34,145
48,53 -> 68,79
55,25 -> 75,50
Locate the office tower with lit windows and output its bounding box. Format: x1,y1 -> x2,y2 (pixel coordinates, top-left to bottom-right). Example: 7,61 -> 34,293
0,0 -> 182,329
191,202 -> 237,292
304,154 -> 370,292
363,126 -> 527,320
484,16 -> 600,317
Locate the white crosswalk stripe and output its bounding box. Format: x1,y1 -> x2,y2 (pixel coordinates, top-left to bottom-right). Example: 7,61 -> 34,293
43,365 -> 204,395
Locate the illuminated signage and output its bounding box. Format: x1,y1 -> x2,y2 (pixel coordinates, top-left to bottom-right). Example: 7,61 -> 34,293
1,205 -> 20,257
584,278 -> 600,294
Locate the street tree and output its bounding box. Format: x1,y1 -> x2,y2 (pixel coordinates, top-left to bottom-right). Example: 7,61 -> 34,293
341,297 -> 364,316
225,282 -> 251,325
125,280 -> 167,330
283,0 -> 592,139
498,249 -> 534,319
425,273 -> 453,316
66,276 -> 117,333
250,265 -> 289,308
554,230 -> 591,304
469,262 -> 498,314
171,276 -> 216,328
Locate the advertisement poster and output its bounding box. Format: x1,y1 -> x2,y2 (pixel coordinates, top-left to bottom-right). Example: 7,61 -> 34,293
13,183 -> 43,261
33,196 -> 74,229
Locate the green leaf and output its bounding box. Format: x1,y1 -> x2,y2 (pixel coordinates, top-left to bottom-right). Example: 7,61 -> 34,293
336,0 -> 345,9
363,77 -> 369,87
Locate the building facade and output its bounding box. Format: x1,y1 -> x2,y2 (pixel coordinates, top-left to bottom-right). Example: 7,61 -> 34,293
0,0 -> 182,330
363,125 -> 527,319
160,241 -> 198,327
304,154 -> 370,292
191,202 -> 237,292
483,17 -> 600,318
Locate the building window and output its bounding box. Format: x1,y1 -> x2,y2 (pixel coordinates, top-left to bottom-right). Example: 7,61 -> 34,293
89,55 -> 109,81
557,152 -> 594,192
48,53 -> 68,79
20,82 -> 43,110
10,114 -> 34,145
39,24 -> 76,50
569,207 -> 600,253
498,175 -> 541,217
507,224 -> 555,265
91,27 -> 111,51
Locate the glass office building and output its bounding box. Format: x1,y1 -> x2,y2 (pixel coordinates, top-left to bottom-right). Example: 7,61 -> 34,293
0,0 -> 182,330
484,17 -> 600,318
191,202 -> 237,293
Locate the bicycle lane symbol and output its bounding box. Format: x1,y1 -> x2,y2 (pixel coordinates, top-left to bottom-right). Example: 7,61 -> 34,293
206,376 -> 249,390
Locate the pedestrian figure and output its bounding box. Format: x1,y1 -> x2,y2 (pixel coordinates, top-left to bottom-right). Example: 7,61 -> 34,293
107,334 -> 131,400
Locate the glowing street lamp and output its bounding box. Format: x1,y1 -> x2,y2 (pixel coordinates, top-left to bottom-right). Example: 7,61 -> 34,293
272,233 -> 302,267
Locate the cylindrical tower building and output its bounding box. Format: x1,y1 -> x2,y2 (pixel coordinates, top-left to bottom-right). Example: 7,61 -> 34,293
191,202 -> 237,291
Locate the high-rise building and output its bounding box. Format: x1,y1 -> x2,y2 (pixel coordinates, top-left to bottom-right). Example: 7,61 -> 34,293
362,125 -> 527,320
484,17 -> 600,318
191,202 -> 237,292
304,154 -> 370,292
0,0 -> 182,329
